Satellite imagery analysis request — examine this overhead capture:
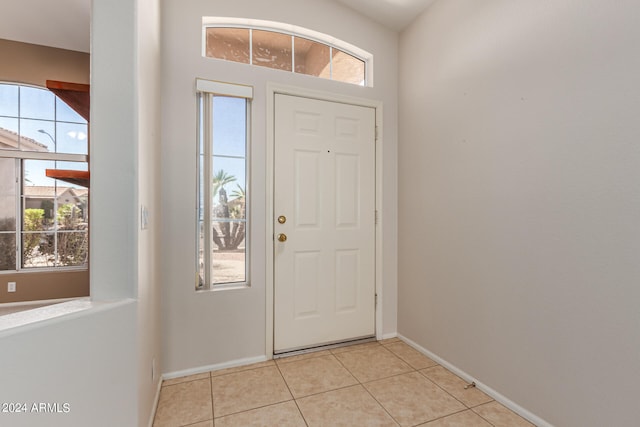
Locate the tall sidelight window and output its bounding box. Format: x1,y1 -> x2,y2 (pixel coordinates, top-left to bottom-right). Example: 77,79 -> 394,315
203,19 -> 372,87
0,83 -> 89,272
196,79 -> 251,290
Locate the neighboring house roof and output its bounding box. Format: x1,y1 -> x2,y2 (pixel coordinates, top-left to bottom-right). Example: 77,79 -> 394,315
72,188 -> 89,197
0,127 -> 49,152
23,186 -> 88,201
24,186 -> 58,198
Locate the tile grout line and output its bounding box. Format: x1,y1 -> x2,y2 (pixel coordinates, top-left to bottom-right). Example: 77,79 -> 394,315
208,371 -> 215,425
410,408 -> 478,427
294,382 -> 362,400
389,342 -> 501,423
279,353 -> 361,399
333,343 -> 404,426
161,374 -> 210,388
360,378 -> 403,426
275,358 -> 310,427
416,368 -> 498,413
362,351 -> 416,427
391,339 -> 527,426
276,353 -> 365,401
362,369 -> 476,427
418,369 -> 479,410
419,372 -> 486,424
330,342 -> 382,354
470,402 -> 502,427
286,345 -> 405,423
210,365 -> 294,421
181,419 -> 214,427
353,342 -> 487,427
335,343 -> 416,385
413,371 -> 499,427
276,351 -> 332,366
210,361 -> 276,378
213,399 -> 298,422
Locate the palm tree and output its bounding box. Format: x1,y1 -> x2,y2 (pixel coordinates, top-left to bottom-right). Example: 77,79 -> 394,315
211,170 -> 245,250
212,170 -> 236,199
230,184 -> 245,200
228,184 -> 246,250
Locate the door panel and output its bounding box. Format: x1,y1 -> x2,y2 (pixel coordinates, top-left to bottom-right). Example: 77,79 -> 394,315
335,249 -> 359,313
336,153 -> 360,227
294,151 -> 321,227
293,251 -> 321,318
274,94 -> 376,353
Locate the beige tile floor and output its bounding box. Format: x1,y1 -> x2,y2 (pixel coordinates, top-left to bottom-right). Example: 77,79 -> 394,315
153,338 -> 536,427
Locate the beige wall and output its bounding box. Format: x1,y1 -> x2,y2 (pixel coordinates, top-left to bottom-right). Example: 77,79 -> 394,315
0,270 -> 89,303
398,1 -> 640,426
0,39 -> 89,87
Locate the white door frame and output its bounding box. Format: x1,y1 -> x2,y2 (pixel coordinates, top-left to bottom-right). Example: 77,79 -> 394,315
265,83 -> 384,357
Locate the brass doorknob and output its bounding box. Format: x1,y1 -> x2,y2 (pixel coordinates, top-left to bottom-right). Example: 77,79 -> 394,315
277,233 -> 287,242
277,215 -> 287,224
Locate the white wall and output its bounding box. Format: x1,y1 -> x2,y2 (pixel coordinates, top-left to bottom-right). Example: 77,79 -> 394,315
91,0 -> 137,301
0,302 -> 137,427
0,0 -> 161,425
135,0 -> 163,424
160,0 -> 398,374
0,0 -> 152,425
398,1 -> 640,426
92,0 -> 163,424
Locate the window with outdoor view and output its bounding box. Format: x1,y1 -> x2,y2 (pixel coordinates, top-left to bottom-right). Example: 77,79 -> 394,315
196,79 -> 251,290
0,83 -> 89,271
203,19 -> 372,86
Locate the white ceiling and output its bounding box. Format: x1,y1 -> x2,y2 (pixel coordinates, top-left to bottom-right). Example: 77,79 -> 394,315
0,0 -> 433,54
335,0 -> 437,31
0,0 -> 90,53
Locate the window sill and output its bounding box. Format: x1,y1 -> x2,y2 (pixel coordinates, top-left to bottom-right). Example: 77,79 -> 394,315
197,283 -> 251,293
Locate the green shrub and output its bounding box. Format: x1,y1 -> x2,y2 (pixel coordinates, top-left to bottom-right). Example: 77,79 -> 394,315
0,218 -> 16,270
56,204 -> 88,266
23,209 -> 44,259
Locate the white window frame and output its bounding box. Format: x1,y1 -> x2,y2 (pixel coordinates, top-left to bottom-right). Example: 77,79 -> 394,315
0,82 -> 89,273
196,79 -> 252,291
201,17 -> 374,87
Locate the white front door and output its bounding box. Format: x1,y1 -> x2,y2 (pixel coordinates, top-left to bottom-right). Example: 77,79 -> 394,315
274,94 -> 376,353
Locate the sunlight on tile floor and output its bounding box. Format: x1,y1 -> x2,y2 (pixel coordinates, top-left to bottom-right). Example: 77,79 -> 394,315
153,338 -> 536,427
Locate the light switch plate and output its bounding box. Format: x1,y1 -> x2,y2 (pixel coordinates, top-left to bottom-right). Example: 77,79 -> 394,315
141,205 -> 149,230
8,282 -> 16,292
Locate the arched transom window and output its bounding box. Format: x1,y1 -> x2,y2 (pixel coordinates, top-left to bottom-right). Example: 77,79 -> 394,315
202,18 -> 373,87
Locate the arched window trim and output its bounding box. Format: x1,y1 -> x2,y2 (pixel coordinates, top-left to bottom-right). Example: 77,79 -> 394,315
202,17 -> 374,87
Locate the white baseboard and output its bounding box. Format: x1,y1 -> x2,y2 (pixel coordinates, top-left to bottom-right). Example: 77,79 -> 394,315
147,377 -> 163,427
381,332 -> 398,340
162,355 -> 270,380
398,334 -> 553,427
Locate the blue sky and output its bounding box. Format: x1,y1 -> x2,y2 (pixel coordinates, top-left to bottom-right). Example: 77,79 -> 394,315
0,83 -> 88,188
211,96 -> 247,194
